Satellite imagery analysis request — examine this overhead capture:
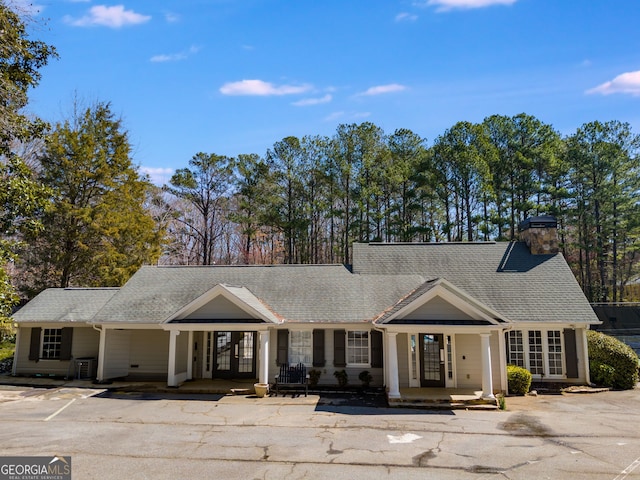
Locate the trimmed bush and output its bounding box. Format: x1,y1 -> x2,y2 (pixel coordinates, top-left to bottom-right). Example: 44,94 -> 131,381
507,364 -> 532,395
587,330 -> 639,390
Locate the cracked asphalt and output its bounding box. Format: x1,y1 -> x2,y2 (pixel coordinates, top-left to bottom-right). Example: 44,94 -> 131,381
1,385 -> 640,479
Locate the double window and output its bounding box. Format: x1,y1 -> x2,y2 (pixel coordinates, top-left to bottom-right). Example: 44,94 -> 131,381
506,329 -> 564,377
278,329 -> 380,369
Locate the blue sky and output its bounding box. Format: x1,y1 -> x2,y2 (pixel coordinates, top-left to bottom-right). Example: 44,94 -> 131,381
20,0 -> 640,184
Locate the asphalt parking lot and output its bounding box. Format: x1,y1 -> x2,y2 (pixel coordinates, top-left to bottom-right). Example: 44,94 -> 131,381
1,385 -> 640,479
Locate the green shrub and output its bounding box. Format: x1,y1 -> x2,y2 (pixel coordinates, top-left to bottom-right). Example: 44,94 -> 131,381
507,364 -> 532,395
309,369 -> 321,387
587,330 -> 639,390
358,370 -> 373,387
333,369 -> 348,387
590,360 -> 616,387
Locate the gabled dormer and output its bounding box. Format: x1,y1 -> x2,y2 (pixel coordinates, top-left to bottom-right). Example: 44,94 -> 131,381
165,284 -> 282,324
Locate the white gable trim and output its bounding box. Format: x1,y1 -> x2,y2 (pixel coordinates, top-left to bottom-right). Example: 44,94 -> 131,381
378,279 -> 509,325
164,284 -> 281,324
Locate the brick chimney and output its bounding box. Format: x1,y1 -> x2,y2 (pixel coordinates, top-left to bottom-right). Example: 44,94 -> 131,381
518,216 -> 559,255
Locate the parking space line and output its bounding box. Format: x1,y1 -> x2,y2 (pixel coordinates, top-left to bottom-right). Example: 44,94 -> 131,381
614,456 -> 640,480
44,398 -> 76,422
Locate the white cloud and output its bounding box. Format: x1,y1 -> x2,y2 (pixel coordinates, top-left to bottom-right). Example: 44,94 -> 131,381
164,11 -> 180,23
324,111 -> 345,122
396,12 -> 418,22
140,167 -> 174,186
150,45 -> 200,63
65,5 -> 151,28
324,111 -> 371,122
219,79 -> 312,96
423,0 -> 516,12
358,84 -> 407,96
292,94 -> 333,107
587,71 -> 640,96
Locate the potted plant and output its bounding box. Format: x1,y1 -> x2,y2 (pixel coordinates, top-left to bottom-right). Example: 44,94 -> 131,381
333,369 -> 348,387
309,369 -> 321,387
254,382 -> 269,398
358,370 -> 373,389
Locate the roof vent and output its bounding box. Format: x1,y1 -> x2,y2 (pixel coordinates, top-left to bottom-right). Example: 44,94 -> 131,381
518,216 -> 559,255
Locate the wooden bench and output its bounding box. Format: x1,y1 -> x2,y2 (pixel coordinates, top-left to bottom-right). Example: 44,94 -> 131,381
274,363 -> 309,397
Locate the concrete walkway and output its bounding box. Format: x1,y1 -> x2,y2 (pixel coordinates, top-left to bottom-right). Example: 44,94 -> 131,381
0,374 -> 499,409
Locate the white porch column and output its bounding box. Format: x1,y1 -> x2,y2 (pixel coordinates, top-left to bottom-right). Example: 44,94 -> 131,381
186,331 -> 194,380
480,333 -> 495,399
387,332 -> 401,399
259,330 -> 270,384
96,327 -> 106,382
168,330 -> 180,387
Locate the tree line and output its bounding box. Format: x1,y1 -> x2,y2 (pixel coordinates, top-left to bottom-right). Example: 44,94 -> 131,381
157,117 -> 640,304
2,2 -> 640,334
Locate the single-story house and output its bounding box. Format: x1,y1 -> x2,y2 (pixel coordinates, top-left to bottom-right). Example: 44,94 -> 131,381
11,216 -> 600,399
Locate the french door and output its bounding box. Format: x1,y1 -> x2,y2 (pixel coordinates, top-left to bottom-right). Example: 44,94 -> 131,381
212,331 -> 256,379
420,333 -> 445,387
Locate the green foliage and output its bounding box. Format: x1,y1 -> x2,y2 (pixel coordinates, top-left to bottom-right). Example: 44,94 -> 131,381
0,336 -> 15,362
20,101 -> 162,290
0,2 -> 57,153
587,330 -> 639,390
497,394 -> 506,410
333,369 -> 348,387
0,2 -> 56,317
507,364 -> 532,395
590,360 -> 616,388
358,370 -> 373,387
308,369 -> 321,387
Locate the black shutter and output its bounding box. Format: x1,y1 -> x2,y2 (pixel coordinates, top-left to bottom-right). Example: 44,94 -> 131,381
60,328 -> 73,361
313,329 -> 325,367
564,329 -> 579,378
29,327 -> 41,361
277,329 -> 289,366
334,329 -> 346,367
370,330 -> 383,368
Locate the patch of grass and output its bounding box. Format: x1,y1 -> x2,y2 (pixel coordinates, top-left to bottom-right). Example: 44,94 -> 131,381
0,339 -> 15,362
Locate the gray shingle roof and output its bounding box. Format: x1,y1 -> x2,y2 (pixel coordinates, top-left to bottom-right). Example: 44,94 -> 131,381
91,264 -> 425,324
352,241 -> 599,324
12,288 -> 119,323
13,242 -> 599,326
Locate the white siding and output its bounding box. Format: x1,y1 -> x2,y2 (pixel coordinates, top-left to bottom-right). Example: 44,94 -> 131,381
490,331 -> 502,391
185,296 -> 253,320
455,334 -> 482,388
403,296 -> 475,321
104,330 -> 131,379
397,333 -> 410,388
14,326 -> 99,377
175,331 -> 188,374
127,330 -> 169,379
269,328 -> 383,387
72,327 -> 100,359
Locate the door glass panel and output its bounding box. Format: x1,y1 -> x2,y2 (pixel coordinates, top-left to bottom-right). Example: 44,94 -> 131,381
216,332 -> 232,371
237,332 -> 254,373
423,334 -> 441,381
